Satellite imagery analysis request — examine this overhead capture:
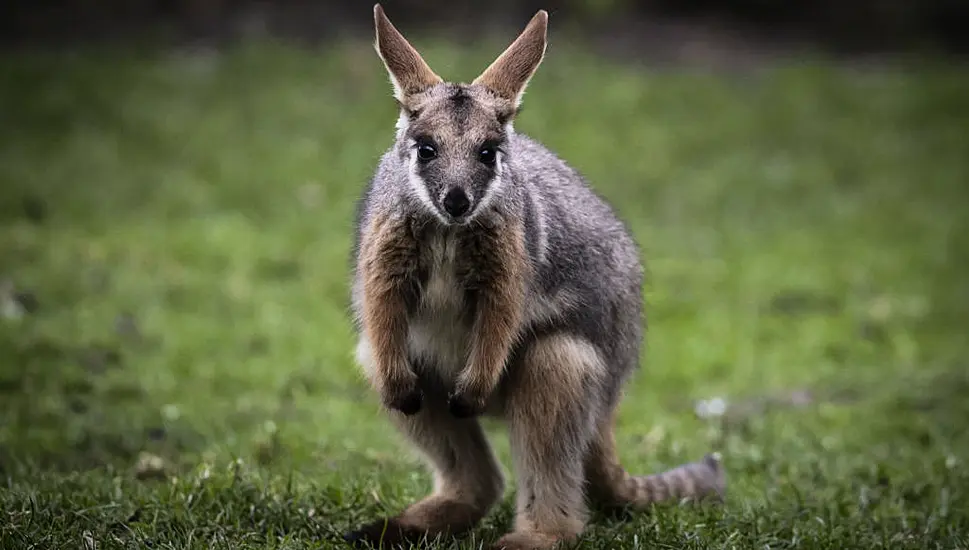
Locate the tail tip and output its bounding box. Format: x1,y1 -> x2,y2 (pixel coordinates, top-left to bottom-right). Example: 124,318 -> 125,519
701,452 -> 727,499
702,452 -> 722,471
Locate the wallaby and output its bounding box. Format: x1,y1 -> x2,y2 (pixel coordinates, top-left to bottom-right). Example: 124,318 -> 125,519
345,5 -> 726,549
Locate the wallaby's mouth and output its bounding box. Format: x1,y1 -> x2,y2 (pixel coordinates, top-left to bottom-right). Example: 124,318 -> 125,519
439,209 -> 475,225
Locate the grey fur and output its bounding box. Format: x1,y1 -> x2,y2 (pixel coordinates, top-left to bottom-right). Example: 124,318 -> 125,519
351,122 -> 645,405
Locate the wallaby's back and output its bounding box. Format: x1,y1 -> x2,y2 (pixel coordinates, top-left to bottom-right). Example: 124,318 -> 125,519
510,132 -> 648,387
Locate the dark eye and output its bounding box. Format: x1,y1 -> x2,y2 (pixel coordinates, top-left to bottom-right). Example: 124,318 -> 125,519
478,146 -> 497,165
417,143 -> 437,162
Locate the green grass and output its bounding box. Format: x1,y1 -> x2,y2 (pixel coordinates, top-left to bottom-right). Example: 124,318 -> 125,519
1,37 -> 968,549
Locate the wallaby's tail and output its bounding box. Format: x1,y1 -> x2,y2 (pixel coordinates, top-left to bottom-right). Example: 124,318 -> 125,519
618,453 -> 725,505
586,427 -> 726,508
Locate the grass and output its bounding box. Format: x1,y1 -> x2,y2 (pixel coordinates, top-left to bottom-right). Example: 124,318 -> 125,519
1,36 -> 968,549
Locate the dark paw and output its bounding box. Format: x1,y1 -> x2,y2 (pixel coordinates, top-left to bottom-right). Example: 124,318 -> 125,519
385,387 -> 423,416
447,393 -> 484,418
343,518 -> 418,548
342,529 -> 368,546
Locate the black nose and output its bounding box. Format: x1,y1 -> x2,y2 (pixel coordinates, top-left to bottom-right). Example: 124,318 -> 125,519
442,187 -> 471,217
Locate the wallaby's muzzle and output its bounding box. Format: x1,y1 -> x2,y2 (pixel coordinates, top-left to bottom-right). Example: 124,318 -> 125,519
441,186 -> 472,219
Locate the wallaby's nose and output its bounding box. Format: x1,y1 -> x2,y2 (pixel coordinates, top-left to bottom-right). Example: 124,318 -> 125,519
442,187 -> 471,217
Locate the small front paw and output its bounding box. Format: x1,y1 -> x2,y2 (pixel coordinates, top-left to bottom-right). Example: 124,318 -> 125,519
448,391 -> 485,418
383,383 -> 423,415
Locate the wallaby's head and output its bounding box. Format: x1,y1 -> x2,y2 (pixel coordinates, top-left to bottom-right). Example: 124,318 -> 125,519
373,4 -> 547,224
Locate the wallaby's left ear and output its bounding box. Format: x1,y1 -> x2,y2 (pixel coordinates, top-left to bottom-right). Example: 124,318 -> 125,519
373,4 -> 443,103
473,10 -> 548,108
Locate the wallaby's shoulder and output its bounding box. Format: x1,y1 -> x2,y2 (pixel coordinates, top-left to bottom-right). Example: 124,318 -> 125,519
506,132 -> 636,241
506,132 -> 574,178
505,132 -> 601,200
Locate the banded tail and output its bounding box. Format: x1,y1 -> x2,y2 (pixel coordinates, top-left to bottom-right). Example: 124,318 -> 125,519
617,453 -> 725,505
586,427 -> 726,509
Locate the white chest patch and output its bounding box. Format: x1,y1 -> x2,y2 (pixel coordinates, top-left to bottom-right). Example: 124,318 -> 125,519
407,232 -> 472,380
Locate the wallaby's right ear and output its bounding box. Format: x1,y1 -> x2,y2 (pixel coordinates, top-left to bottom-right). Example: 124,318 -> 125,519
373,4 -> 442,103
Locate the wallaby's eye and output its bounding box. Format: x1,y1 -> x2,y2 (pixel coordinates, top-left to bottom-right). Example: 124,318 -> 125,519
478,146 -> 497,165
417,143 -> 437,162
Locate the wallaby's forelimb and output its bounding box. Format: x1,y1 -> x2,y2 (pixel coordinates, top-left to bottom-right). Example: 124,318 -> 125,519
450,218 -> 529,418
358,215 -> 422,415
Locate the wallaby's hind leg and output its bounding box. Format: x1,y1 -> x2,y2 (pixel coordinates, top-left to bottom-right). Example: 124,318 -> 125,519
493,334 -> 606,550
344,400 -> 504,547
584,409 -> 726,512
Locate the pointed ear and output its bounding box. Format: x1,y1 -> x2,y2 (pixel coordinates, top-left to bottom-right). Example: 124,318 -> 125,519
473,10 -> 548,108
373,4 -> 443,103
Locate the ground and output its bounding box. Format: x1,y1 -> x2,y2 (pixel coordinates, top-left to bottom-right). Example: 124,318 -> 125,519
1,38 -> 968,549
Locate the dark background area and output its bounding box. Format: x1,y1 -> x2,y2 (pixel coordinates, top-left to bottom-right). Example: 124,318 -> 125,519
2,0 -> 968,58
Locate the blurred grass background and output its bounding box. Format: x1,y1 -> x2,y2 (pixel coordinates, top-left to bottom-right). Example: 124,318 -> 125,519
1,2 -> 968,548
